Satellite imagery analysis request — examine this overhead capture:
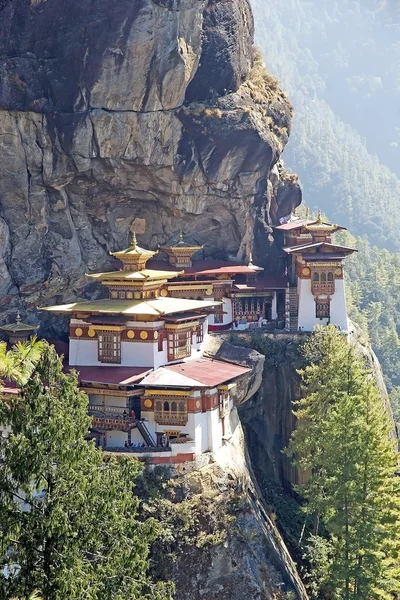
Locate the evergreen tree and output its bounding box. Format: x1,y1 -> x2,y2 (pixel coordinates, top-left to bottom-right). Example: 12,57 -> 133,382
0,343 -> 173,600
287,327 -> 400,599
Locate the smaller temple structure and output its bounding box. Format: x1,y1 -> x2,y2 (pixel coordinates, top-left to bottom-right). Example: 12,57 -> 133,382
0,313 -> 39,345
275,212 -> 356,331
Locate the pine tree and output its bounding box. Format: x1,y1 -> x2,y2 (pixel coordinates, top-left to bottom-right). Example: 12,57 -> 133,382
0,343 -> 173,600
287,326 -> 400,599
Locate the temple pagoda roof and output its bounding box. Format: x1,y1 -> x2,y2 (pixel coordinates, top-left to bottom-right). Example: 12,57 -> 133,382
160,231 -> 203,252
283,242 -> 357,255
0,313 -> 39,334
141,357 -> 251,388
41,296 -> 220,316
87,268 -> 183,281
110,232 -> 157,260
275,214 -> 346,232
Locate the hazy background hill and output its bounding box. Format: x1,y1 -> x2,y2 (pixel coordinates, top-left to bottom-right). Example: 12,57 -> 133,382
252,0 -> 400,252
251,0 -> 400,422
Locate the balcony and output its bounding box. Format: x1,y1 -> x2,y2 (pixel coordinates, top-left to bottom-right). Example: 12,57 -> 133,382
311,282 -> 335,296
88,404 -> 136,432
154,411 -> 188,426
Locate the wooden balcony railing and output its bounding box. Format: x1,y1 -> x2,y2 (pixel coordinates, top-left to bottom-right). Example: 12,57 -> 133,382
88,405 -> 136,432
311,282 -> 335,295
154,411 -> 188,426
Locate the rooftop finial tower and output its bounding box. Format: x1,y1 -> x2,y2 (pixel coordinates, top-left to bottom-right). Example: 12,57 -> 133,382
111,232 -> 157,271
161,232 -> 203,268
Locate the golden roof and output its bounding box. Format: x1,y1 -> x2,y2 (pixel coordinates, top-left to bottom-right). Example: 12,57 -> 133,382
305,210 -> 338,233
160,231 -> 203,253
41,297 -> 221,317
87,269 -> 183,281
110,232 -> 157,260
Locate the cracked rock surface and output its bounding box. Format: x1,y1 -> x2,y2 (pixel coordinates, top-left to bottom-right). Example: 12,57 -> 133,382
0,0 -> 300,333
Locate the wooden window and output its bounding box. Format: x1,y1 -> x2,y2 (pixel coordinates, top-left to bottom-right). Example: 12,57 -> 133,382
167,329 -> 191,361
214,306 -> 224,324
98,332 -> 121,364
320,272 -> 327,282
154,398 -> 188,425
313,272 -> 320,282
111,291 -> 118,298
315,300 -> 330,319
218,391 -> 230,418
233,301 -> 242,318
158,332 -> 163,352
196,323 -> 204,343
327,272 -> 334,282
118,291 -> 126,299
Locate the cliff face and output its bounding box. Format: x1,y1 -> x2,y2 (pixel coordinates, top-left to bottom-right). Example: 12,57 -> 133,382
0,0 -> 300,331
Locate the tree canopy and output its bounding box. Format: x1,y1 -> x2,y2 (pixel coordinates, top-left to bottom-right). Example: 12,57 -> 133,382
287,327 -> 400,599
0,342 -> 173,600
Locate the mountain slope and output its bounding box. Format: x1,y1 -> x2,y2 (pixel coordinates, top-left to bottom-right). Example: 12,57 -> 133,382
252,0 -> 400,251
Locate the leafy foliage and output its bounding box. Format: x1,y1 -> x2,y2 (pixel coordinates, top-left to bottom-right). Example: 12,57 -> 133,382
287,327 -> 400,599
0,343 -> 172,600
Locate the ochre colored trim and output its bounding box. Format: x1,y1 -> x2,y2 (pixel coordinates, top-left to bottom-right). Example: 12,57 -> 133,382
89,325 -> 126,332
144,389 -> 191,397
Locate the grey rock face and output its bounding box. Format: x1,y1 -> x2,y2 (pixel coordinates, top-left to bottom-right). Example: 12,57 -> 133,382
0,0 -> 300,332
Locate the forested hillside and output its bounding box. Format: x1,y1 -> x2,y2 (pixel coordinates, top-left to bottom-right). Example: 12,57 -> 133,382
252,0 -> 400,424
252,0 -> 400,251
338,231 -> 400,426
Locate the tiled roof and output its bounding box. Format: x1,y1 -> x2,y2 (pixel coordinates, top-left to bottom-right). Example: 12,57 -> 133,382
274,219 -> 310,231
147,259 -> 262,276
67,366 -> 152,385
283,242 -> 356,254
141,357 -> 251,388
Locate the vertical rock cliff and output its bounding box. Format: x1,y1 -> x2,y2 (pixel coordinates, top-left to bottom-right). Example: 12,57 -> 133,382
0,0 -> 300,330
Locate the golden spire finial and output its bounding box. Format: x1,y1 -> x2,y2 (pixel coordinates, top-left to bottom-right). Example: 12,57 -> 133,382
131,230 -> 137,249
317,209 -> 322,223
16,311 -> 21,323
306,206 -> 310,218
249,251 -> 254,266
179,231 -> 184,243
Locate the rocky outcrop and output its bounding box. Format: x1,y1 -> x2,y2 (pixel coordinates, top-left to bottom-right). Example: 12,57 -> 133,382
0,0 -> 300,332
151,421 -> 308,600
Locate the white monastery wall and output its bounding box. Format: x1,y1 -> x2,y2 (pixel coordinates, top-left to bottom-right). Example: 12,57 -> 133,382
297,278 -> 349,332
329,279 -> 349,331
297,279 -> 316,331
207,407 -> 223,453
208,298 -> 233,328
105,430 -> 126,448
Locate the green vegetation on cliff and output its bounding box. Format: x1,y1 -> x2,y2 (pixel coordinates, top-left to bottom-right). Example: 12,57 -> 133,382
288,327 -> 400,599
336,230 -> 400,427
252,0 -> 400,252
0,343 -> 172,600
